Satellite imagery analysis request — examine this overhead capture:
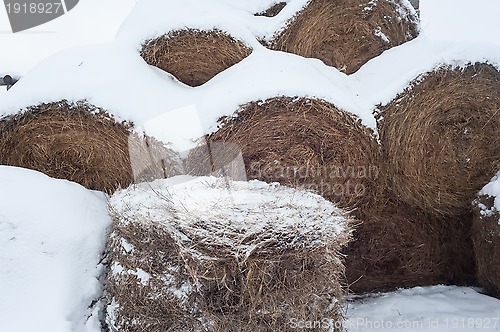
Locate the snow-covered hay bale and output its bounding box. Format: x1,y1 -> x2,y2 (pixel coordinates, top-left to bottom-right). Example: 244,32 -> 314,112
141,29 -> 252,87
186,97 -> 381,212
344,199 -> 476,293
378,63 -> 500,217
106,176 -> 353,331
472,180 -> 500,299
270,0 -> 419,74
0,101 -> 182,193
255,2 -> 287,17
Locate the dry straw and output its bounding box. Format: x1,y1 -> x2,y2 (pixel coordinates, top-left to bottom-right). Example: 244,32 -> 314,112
472,195 -> 500,299
106,178 -> 353,331
185,97 -> 381,214
344,197 -> 476,293
141,29 -> 252,87
0,101 -> 182,193
270,0 -> 419,74
377,63 -> 500,217
255,2 -> 287,17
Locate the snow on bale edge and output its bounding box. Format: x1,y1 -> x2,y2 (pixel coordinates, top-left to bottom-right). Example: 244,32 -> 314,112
0,101 -> 183,193
377,63 -> 500,217
105,176 -> 353,331
270,0 -> 419,74
472,176 -> 500,299
185,97 -> 382,215
141,29 -> 252,87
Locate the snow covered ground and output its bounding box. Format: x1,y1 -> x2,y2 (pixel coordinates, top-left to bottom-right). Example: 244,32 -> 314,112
0,0 -> 500,331
0,166 -> 111,332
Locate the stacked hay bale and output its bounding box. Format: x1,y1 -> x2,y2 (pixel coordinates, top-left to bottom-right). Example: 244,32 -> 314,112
106,176 -> 353,331
356,63 -> 500,293
377,63 -> 500,217
0,101 -> 182,193
472,176 -> 500,299
141,29 -> 252,87
186,97 -> 382,214
271,0 -> 419,74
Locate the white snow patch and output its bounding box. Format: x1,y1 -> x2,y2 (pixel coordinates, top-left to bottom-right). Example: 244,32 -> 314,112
0,166 -> 111,332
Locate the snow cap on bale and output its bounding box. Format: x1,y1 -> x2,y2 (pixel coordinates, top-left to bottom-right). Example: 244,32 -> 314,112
185,97 -> 381,214
344,197 -> 476,294
141,29 -> 252,87
0,101 -> 182,193
106,176 -> 353,331
472,172 -> 500,299
271,0 -> 419,74
377,63 -> 500,217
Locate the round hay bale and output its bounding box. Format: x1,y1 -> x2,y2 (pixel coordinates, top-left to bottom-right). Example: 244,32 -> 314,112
185,97 -> 381,213
106,176 -> 353,331
140,29 -> 252,87
377,63 -> 500,217
0,101 -> 182,193
472,194 -> 500,299
344,198 -> 476,293
255,2 -> 287,17
270,0 -> 419,74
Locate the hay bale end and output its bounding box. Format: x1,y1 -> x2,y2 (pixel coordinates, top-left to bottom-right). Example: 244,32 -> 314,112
377,63 -> 500,217
141,29 -> 252,87
185,97 -> 382,214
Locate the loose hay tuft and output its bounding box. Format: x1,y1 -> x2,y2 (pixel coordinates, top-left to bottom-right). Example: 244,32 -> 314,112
377,63 -> 500,217
185,97 -> 381,213
255,2 -> 287,17
473,195 -> 500,299
344,197 -> 476,293
106,177 -> 353,331
270,0 -> 419,74
141,29 -> 252,87
0,101 -> 182,193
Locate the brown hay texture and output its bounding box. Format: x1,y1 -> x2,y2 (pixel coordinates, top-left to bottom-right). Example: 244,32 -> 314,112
185,97 -> 381,213
344,198 -> 476,293
472,195 -> 500,299
377,63 -> 500,217
141,29 -> 252,87
106,177 -> 353,332
0,101 -> 182,193
270,0 -> 419,74
255,2 -> 287,17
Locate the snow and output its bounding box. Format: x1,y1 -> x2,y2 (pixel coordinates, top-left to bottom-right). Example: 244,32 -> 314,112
345,286 -> 500,332
0,166 -> 111,332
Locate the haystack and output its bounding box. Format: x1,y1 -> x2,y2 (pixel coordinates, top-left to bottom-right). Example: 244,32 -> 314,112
185,97 -> 381,213
377,63 -> 500,217
344,197 -> 476,293
141,29 -> 252,87
473,195 -> 500,299
270,0 -> 419,74
255,2 -> 287,17
106,176 -> 353,332
0,101 -> 182,193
